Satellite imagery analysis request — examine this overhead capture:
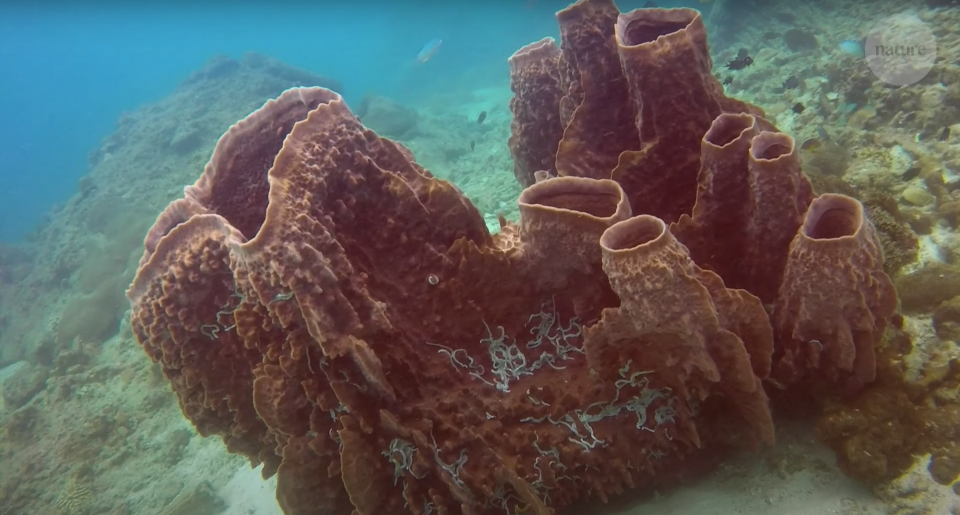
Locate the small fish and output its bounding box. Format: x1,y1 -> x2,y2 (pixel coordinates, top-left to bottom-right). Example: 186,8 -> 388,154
799,138 -> 822,151
939,126 -> 951,142
792,102 -> 805,114
839,39 -> 864,57
726,56 -> 753,70
477,111 -> 487,124
416,39 -> 442,63
723,76 -> 733,86
782,75 -> 801,89
470,140 -> 475,151
902,164 -> 922,181
817,125 -> 830,141
643,1 -> 658,7
726,49 -> 753,70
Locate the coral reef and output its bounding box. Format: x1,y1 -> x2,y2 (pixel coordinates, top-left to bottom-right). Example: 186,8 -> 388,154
0,0 -> 951,514
3,3 -> 960,515
816,326 -> 960,490
130,83 -> 776,515
127,4 -> 905,514
860,196 -> 919,277
876,454 -> 960,515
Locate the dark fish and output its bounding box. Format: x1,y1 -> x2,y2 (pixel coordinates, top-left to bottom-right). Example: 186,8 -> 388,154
723,76 -> 733,85
783,75 -> 801,89
940,126 -> 951,141
726,49 -> 753,71
902,164 -> 922,181
726,56 -> 753,70
470,140 -> 475,151
643,1 -> 658,7
477,111 -> 487,124
762,31 -> 779,41
792,102 -> 805,114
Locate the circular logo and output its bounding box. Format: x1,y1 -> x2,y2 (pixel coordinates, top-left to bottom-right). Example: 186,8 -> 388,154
864,13 -> 937,86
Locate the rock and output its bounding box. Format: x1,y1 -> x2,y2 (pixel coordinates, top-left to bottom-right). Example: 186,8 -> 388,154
1,362 -> 49,409
902,186 -> 935,206
932,295 -> 960,340
4,405 -> 39,441
888,145 -> 915,178
930,445 -> 960,486
240,52 -> 342,93
189,54 -> 240,83
355,94 -> 418,139
169,124 -> 203,154
939,198 -> 960,228
895,262 -> 960,313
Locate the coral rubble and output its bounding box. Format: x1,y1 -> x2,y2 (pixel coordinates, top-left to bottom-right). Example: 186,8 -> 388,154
127,2 -> 909,515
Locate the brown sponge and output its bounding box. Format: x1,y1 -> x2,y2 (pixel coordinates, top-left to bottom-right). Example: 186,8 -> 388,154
587,215 -> 775,445
671,117 -> 813,305
744,131 -> 815,302
612,7 -> 760,222
518,176 -> 631,288
773,193 -> 897,388
671,112 -> 764,289
508,37 -> 565,187
553,0 -> 641,179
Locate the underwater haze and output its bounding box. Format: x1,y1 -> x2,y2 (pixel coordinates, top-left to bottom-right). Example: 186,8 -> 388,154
0,0 -> 680,242
2,0 -> 960,515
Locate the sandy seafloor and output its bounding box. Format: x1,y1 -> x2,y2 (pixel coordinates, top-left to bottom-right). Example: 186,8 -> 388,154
217,426 -> 888,515
2,0 -> 960,514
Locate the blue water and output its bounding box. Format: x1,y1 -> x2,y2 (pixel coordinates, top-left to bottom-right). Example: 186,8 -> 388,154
0,0 -> 686,242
